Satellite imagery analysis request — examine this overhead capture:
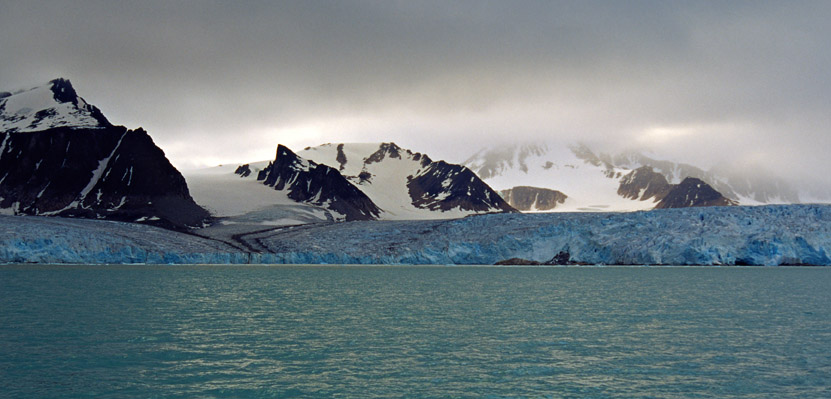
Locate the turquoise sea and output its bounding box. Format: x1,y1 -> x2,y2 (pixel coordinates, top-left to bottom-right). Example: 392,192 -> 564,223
1,265 -> 829,398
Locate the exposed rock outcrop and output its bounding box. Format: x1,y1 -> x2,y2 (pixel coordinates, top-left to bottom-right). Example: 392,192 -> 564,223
655,177 -> 738,209
617,166 -> 673,201
500,186 -> 568,211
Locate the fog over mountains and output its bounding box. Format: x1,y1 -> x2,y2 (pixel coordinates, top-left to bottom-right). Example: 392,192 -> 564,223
2,1 -> 829,196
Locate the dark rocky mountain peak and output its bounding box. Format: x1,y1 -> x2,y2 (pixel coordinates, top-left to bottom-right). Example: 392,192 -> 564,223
0,79 -> 209,230
1,78 -> 111,132
256,145 -> 381,221
0,126 -> 210,230
408,160 -> 516,213
49,78 -> 81,105
655,177 -> 738,209
618,166 -> 672,201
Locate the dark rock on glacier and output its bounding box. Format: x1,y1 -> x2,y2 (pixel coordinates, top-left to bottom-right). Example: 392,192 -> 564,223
655,177 -> 737,209
500,186 -> 567,211
234,164 -> 252,178
256,145 -> 381,221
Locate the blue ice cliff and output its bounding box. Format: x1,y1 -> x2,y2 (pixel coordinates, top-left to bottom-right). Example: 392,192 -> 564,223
1,204 -> 829,265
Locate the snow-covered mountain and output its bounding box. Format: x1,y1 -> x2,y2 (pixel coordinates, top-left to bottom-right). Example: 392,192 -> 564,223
604,149 -> 800,204
0,78 -> 111,132
464,143 -> 790,212
246,145 -> 380,221
464,143 -> 655,211
187,142 -> 514,224
0,79 -> 209,229
299,142 -> 515,219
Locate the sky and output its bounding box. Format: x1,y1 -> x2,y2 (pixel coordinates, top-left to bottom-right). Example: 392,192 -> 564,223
1,0 -> 830,190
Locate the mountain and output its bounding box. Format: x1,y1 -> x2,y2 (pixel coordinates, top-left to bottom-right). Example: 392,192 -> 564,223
464,143 -> 654,211
185,142 -> 513,227
608,150 -> 800,204
0,79 -> 209,230
0,78 -> 111,132
617,166 -> 672,201
299,142 -> 515,218
464,143 -> 795,212
655,178 -> 738,209
245,145 -> 380,221
500,186 -> 567,211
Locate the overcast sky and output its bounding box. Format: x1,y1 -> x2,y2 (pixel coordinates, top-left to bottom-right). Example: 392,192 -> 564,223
1,1 -> 829,189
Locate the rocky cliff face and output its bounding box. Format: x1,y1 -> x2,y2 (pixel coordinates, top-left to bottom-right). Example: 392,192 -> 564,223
617,166 -> 672,201
0,79 -> 209,230
618,167 -> 736,209
0,126 -> 210,229
245,145 -> 381,221
655,177 -> 738,209
407,157 -> 516,213
500,186 -> 568,211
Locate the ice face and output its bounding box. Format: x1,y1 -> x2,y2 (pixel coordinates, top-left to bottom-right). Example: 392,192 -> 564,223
1,204 -> 830,266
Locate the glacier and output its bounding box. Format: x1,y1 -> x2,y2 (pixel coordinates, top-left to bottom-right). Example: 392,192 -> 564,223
1,204 -> 830,265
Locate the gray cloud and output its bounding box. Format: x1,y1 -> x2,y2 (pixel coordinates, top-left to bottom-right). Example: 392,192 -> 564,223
1,0 -> 830,190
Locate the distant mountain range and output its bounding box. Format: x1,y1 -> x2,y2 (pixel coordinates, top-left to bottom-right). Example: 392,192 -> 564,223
463,143 -> 799,212
190,142 -> 515,223
0,79 -> 819,232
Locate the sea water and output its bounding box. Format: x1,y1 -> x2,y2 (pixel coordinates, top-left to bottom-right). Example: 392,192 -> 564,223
1,265 -> 829,398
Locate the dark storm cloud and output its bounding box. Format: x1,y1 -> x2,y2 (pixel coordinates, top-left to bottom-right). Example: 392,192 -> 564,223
1,1 -> 829,189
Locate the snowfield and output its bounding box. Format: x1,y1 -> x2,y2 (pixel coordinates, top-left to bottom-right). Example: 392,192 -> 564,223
0,80 -> 106,133
1,204 -> 830,265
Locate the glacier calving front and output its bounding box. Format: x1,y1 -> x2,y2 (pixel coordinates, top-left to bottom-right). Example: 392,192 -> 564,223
1,204 -> 829,265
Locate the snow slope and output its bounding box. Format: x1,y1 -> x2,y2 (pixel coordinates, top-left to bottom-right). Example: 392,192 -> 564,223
464,143 -> 806,210
464,143 -> 655,212
3,205 -> 830,266
184,162 -> 331,226
0,79 -> 110,133
300,142 -> 511,219
300,143 -> 439,219
190,142 -> 512,223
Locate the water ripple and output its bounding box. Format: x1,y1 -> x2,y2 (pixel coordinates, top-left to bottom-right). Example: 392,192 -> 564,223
1,266 -> 829,398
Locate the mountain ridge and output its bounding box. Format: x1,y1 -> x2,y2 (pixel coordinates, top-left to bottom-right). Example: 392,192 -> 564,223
464,142 -> 801,211
0,78 -> 209,229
